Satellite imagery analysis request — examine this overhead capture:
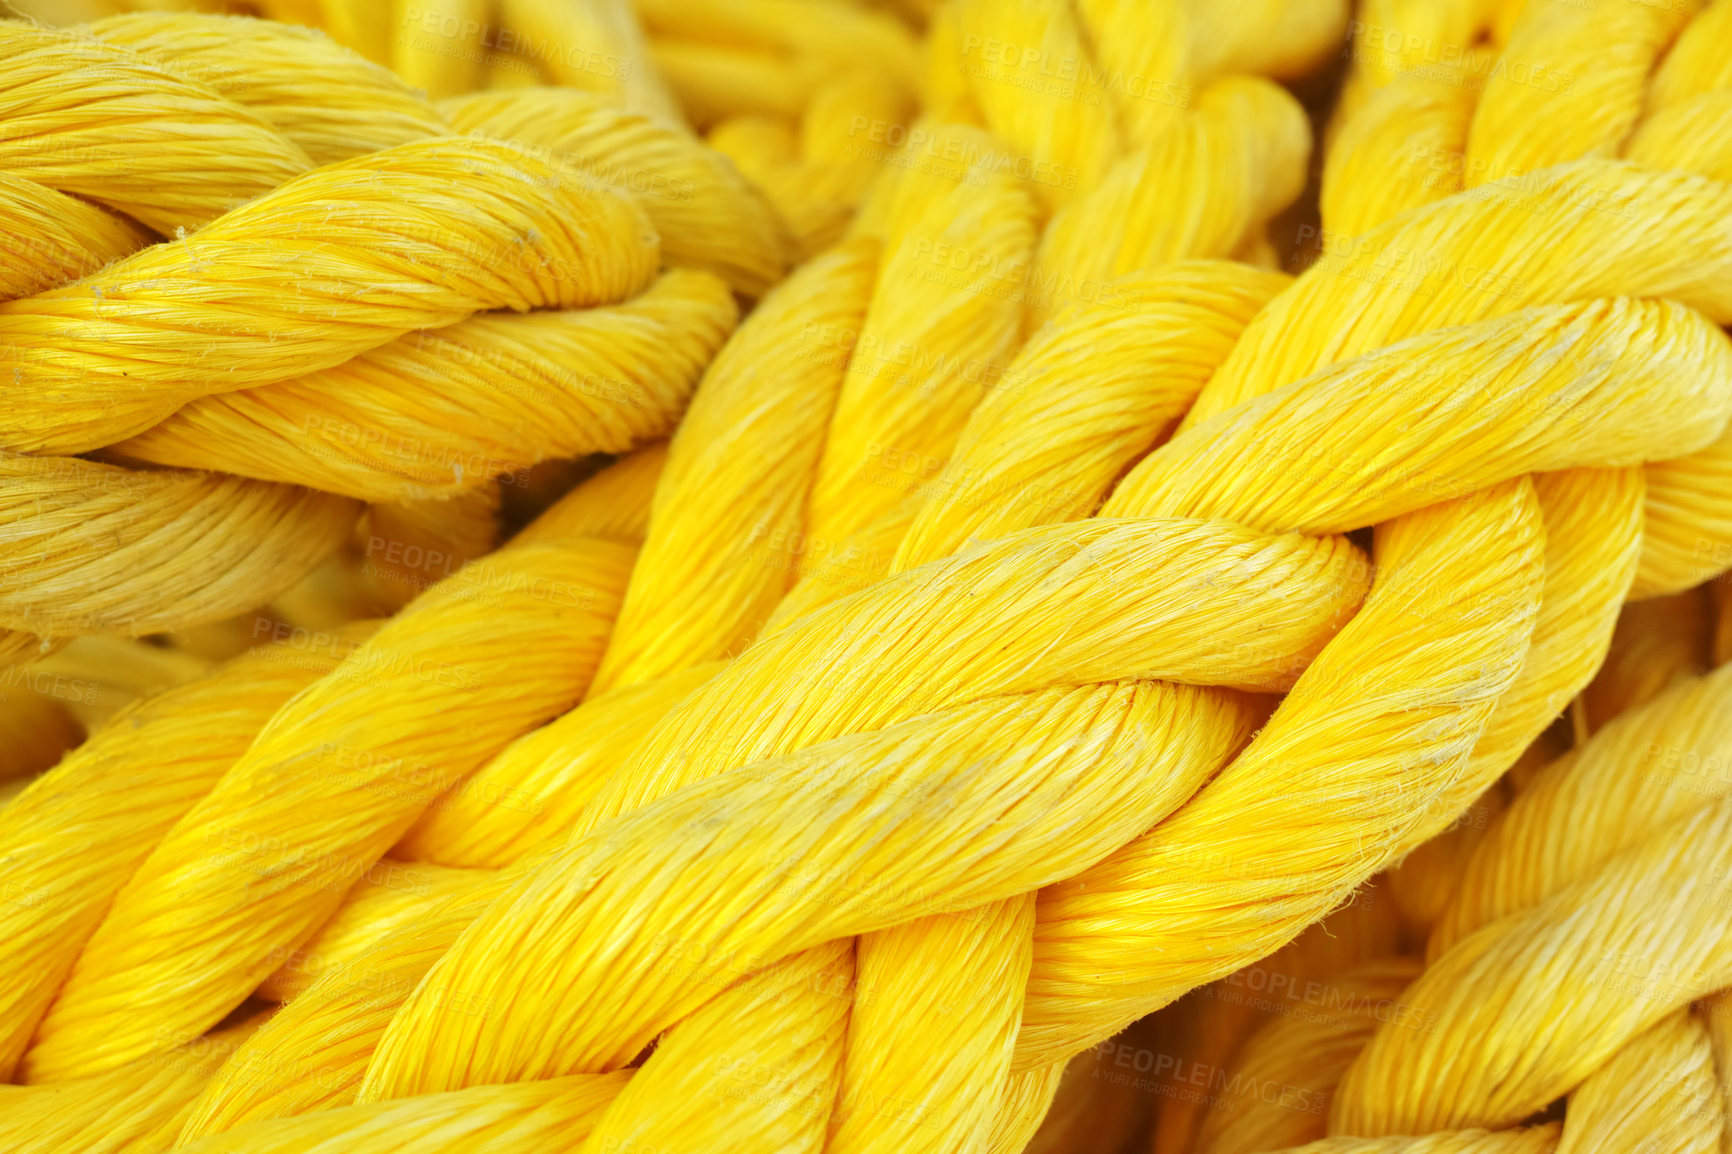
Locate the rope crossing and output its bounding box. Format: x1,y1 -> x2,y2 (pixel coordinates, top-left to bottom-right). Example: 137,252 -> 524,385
0,4 -> 1728,1154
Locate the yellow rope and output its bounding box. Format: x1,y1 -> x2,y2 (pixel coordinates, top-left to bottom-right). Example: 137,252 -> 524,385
0,135 -> 658,454
0,1016 -> 270,1154
110,271 -> 738,501
3,1 -> 1732,1151
177,1069 -> 633,1153
0,630 -> 375,1079
1552,1009 -> 1724,1154
89,13 -> 451,164
1193,959 -> 1424,1154
1336,798 -> 1732,1134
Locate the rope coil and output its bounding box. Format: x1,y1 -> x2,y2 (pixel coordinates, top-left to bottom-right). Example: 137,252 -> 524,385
0,2 -> 1730,1153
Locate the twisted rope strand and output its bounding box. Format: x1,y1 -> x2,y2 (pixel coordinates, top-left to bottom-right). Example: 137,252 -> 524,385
0,21 -> 312,232
0,453 -> 359,639
1334,797 -> 1732,1134
1552,1008 -> 1724,1154
1264,1130 -> 1560,1154
88,13 -> 450,164
0,134 -> 657,453
587,241 -> 878,693
442,86 -> 795,296
1020,479 -> 1542,1066
21,539 -> 633,1081
174,1070 -> 633,1153
363,519 -> 1361,1096
893,260 -> 1290,569
0,1016 -> 268,1154
1194,959 -> 1424,1154
0,172 -> 150,300
0,631 -> 374,1080
109,270 -> 738,502
9,0 -> 1732,1148
1430,661 -> 1732,957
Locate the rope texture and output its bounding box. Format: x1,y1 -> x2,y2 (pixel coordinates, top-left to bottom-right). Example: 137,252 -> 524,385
1,3 -> 1731,1154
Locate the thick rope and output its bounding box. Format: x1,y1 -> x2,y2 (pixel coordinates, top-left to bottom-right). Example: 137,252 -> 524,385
6,3 -> 1732,1152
